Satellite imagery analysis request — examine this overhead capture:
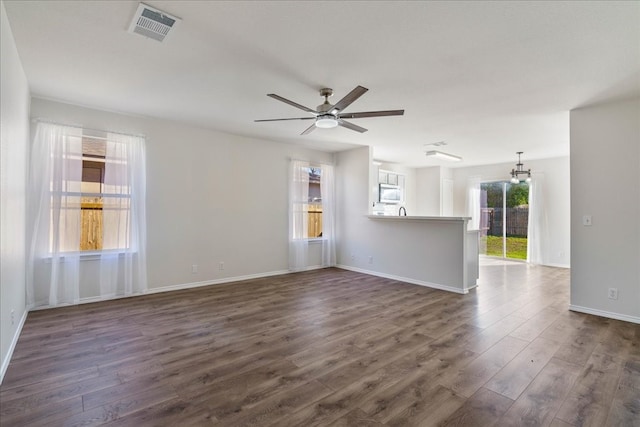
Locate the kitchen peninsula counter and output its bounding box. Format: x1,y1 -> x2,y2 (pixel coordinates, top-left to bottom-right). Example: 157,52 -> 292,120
355,215 -> 479,293
367,215 -> 471,221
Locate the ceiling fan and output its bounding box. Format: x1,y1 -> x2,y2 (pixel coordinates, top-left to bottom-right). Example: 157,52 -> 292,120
255,85 -> 404,135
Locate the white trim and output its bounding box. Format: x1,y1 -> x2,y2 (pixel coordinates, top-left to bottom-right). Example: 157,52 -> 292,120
284,265 -> 327,274
0,309 -> 28,385
336,264 -> 469,294
28,294 -> 140,310
569,305 -> 640,325
144,270 -> 290,295
42,250 -> 133,262
28,269 -> 292,310
541,262 -> 570,269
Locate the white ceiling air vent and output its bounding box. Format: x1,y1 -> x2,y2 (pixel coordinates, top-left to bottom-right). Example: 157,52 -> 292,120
128,3 -> 180,42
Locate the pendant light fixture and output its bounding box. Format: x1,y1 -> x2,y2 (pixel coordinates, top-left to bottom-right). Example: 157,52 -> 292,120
510,151 -> 531,184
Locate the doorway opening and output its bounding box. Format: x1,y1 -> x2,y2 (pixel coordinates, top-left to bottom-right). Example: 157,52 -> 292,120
479,181 -> 529,260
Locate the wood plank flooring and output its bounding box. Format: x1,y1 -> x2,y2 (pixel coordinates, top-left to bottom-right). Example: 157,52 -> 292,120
1,262 -> 639,426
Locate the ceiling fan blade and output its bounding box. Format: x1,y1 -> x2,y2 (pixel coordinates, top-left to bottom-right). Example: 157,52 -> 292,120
331,86 -> 368,112
255,117 -> 316,122
338,110 -> 405,119
338,119 -> 368,133
267,94 -> 317,113
301,123 -> 317,135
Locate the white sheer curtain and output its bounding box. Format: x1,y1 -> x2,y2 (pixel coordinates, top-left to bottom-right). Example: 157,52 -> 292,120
465,176 -> 481,231
27,123 -> 147,308
289,160 -> 309,271
527,174 -> 547,265
320,164 -> 336,267
27,123 -> 83,307
100,132 -> 147,297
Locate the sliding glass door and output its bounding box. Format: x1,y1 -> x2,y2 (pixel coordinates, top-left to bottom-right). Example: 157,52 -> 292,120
479,181 -> 529,260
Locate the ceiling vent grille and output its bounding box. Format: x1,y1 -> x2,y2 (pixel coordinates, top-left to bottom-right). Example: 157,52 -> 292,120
128,3 -> 180,42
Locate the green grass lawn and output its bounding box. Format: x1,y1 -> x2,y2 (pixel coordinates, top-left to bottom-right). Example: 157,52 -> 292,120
481,235 -> 528,260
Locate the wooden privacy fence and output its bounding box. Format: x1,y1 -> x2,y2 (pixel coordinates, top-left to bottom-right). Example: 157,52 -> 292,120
308,204 -> 323,238
482,207 -> 529,237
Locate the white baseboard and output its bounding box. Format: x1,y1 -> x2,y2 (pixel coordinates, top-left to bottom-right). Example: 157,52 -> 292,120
542,262 -> 570,269
0,309 -> 28,385
29,269 -> 294,309
336,264 -> 468,294
569,304 -> 640,325
144,269 -> 291,295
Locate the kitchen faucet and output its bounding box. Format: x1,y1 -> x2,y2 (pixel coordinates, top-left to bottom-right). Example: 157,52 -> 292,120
399,206 -> 407,216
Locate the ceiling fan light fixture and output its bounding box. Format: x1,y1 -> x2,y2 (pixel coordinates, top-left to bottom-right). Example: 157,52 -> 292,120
256,85 -> 403,135
315,115 -> 338,129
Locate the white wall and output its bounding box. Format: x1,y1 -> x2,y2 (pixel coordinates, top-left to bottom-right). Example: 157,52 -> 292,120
29,98 -> 334,299
416,166 -> 440,216
450,156 -> 571,268
0,1 -> 30,383
415,166 -> 456,217
570,97 -> 640,323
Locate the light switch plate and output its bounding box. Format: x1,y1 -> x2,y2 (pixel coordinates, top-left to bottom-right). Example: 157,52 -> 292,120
583,215 -> 592,226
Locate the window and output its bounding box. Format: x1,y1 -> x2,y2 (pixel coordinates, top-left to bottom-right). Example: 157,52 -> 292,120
80,138 -> 106,250
40,133 -> 138,254
292,166 -> 323,239
307,167 -> 322,238
289,160 -> 335,271
53,136 -> 133,252
479,181 -> 529,259
28,122 -> 147,306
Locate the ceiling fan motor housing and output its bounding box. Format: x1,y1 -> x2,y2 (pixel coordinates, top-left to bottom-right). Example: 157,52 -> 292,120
317,88 -> 337,114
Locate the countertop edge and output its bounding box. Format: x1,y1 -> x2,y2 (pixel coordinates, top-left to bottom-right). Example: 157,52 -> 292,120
366,215 -> 471,221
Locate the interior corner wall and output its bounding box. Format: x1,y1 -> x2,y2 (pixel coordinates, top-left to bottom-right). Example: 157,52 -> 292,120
450,156 -> 571,268
570,97 -> 640,323
0,0 -> 30,383
336,146 -> 372,267
415,166 -> 442,216
29,97 -> 334,300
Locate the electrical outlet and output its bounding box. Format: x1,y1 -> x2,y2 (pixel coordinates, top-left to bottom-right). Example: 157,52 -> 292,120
10,309 -> 15,326
351,253 -> 355,261
368,256 -> 373,264
219,261 -> 225,271
583,215 -> 592,226
191,264 -> 198,274
608,288 -> 618,300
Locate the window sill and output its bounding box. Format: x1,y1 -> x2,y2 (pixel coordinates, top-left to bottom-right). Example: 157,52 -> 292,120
291,238 -> 325,244
43,250 -> 134,262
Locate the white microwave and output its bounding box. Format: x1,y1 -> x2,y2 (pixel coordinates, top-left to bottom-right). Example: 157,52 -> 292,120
379,184 -> 401,204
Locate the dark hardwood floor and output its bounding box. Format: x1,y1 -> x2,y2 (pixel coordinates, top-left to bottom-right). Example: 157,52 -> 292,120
1,261 -> 638,426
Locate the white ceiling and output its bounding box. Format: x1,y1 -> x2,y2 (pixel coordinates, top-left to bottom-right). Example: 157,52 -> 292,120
4,1 -> 640,168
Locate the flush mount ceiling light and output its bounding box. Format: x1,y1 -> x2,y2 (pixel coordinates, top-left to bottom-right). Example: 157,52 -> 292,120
425,150 -> 462,162
315,114 -> 338,129
510,151 -> 532,183
424,141 -> 448,147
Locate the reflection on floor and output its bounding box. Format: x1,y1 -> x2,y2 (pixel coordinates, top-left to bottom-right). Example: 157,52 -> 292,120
479,255 -> 529,267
